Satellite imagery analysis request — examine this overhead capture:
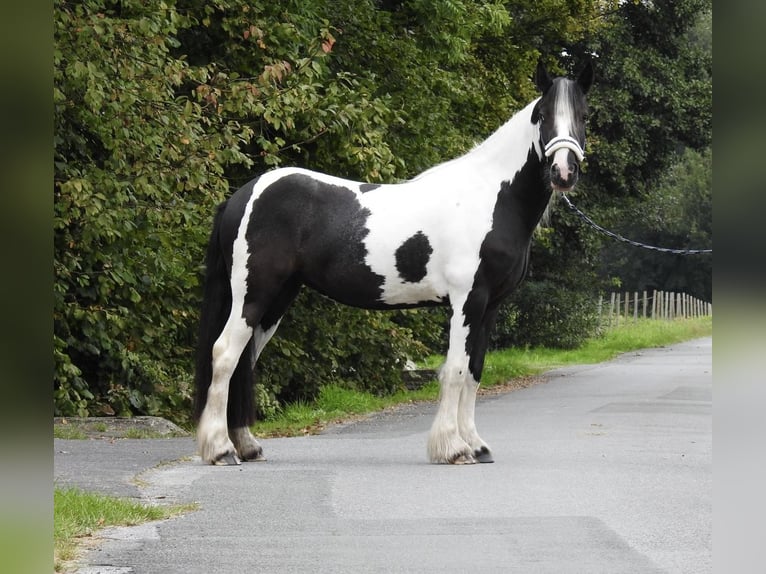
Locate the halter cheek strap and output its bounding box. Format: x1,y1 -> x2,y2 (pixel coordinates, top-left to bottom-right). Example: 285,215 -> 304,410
544,136 -> 585,162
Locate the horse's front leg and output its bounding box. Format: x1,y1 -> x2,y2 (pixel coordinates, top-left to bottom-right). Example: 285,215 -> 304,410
427,357 -> 477,464
427,294 -> 478,464
457,305 -> 499,463
457,380 -> 493,463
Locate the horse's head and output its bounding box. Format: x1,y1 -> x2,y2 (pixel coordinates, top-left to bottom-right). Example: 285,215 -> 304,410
532,61 -> 594,192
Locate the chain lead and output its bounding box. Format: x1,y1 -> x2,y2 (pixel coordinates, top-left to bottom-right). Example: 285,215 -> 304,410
560,193 -> 712,255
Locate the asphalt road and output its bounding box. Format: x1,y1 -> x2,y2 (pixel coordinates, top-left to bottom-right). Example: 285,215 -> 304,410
54,337 -> 712,574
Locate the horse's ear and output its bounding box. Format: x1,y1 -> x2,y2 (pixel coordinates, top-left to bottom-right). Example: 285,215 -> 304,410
577,60 -> 595,94
531,101 -> 541,124
534,60 -> 553,94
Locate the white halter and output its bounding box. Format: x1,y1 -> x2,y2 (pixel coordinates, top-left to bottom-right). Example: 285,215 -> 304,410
544,135 -> 585,162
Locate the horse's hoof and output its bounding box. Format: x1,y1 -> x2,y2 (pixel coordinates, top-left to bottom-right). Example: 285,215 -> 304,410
239,446 -> 266,462
474,446 -> 494,463
242,452 -> 267,462
213,451 -> 241,466
450,452 -> 477,465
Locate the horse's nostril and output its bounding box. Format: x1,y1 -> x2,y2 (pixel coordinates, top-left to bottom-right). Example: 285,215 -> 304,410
570,163 -> 579,176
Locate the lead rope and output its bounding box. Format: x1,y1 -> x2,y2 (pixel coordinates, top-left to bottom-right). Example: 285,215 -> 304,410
560,193 -> 712,255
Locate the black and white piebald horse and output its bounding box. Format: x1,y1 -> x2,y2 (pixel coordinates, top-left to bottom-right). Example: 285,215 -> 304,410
194,61 -> 594,465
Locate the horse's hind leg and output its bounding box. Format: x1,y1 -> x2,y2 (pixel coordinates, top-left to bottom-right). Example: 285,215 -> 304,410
197,313 -> 254,465
222,322 -> 274,462
228,280 -> 301,461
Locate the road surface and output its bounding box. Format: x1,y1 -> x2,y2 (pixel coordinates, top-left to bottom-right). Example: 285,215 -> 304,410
54,337 -> 712,574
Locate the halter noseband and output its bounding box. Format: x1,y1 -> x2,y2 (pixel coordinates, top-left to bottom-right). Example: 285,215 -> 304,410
544,135 -> 585,162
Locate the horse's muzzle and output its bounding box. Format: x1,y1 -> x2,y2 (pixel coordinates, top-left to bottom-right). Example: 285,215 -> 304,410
545,135 -> 584,192
550,158 -> 579,191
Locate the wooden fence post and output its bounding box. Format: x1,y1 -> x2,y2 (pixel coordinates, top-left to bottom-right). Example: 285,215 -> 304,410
604,290 -> 711,321
656,291 -> 661,320
670,292 -> 675,320
624,291 -> 629,322
643,291 -> 648,318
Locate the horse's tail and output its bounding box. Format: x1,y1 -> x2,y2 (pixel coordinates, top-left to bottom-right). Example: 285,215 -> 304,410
193,200 -> 255,427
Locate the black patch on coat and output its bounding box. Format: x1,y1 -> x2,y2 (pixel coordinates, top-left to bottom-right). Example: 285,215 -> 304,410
359,183 -> 381,193
462,147 -> 551,381
395,231 -> 433,283
243,173 -> 386,309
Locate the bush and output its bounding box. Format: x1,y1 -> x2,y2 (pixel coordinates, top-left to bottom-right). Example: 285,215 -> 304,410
53,1 -> 402,426
491,280 -> 599,350
252,291 -> 431,417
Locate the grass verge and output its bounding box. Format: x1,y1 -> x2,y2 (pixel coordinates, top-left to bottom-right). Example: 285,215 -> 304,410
252,380 -> 440,437
54,487 -> 195,573
252,317 -> 711,437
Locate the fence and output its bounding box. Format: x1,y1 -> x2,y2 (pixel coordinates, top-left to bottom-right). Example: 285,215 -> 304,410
599,290 -> 712,327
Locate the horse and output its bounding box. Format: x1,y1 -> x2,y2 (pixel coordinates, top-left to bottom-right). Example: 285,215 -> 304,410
194,60 -> 594,465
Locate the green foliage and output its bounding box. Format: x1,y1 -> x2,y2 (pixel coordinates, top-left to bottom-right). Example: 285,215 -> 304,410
54,0 -> 407,423
174,0 -> 402,182
578,0 -> 712,197
492,279 -> 600,350
253,291 -> 430,417
324,0 -> 608,177
600,147 -> 713,300
54,0 -> 712,425
54,0 -> 232,422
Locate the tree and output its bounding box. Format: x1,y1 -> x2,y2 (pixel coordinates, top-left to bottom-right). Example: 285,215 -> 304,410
54,0 -> 238,418
583,0 -> 712,301
53,0 -> 405,421
599,147 -> 713,301
537,0 -> 712,298
54,0 -> 711,423
320,0 -> 609,178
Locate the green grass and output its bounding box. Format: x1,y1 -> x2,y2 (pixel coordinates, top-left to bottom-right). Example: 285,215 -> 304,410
53,426 -> 88,440
252,317 -> 711,437
54,487 -> 194,572
121,428 -> 170,439
477,316 -> 713,386
253,379 -> 442,437
53,422 -> 189,440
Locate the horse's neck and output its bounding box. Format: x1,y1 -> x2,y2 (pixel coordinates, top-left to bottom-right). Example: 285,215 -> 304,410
415,99 -> 542,187
468,99 -> 552,234
466,98 -> 542,177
